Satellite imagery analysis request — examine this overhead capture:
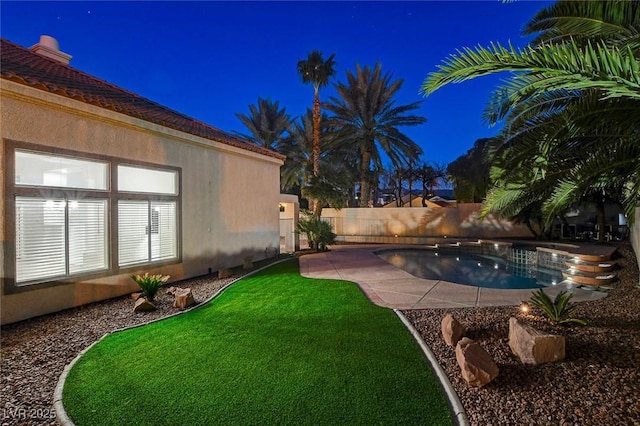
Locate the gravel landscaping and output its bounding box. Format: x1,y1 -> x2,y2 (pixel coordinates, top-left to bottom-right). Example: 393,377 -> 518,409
1,246 -> 639,425
404,243 -> 640,425
0,268 -> 245,426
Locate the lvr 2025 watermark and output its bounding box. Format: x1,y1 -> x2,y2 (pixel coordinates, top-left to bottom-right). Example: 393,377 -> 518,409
2,406 -> 56,421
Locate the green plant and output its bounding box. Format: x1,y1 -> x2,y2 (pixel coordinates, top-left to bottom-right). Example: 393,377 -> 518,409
131,273 -> 170,302
528,289 -> 586,325
296,217 -> 336,251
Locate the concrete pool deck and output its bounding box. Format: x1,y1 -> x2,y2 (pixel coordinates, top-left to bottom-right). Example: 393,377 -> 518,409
299,244 -> 609,309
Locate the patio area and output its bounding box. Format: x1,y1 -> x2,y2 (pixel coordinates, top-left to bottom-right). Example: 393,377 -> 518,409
299,244 -> 609,309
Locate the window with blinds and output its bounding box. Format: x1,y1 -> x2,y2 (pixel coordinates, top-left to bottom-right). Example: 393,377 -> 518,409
118,200 -> 177,267
11,148 -> 180,286
15,197 -> 108,283
117,165 -> 178,267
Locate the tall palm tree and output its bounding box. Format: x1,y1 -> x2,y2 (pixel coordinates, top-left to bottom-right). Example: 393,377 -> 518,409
283,109 -> 357,216
421,0 -> 640,238
234,97 -> 293,151
297,50 -> 337,178
327,62 -> 426,208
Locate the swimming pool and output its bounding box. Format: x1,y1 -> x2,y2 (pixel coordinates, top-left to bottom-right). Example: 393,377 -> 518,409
377,249 -> 564,289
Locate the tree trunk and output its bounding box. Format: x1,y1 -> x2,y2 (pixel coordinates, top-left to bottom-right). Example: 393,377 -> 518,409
560,215 -> 574,239
310,90 -> 321,215
524,219 -> 539,239
312,92 -> 321,177
597,198 -> 607,243
313,201 -> 323,218
407,167 -> 413,207
359,150 -> 372,208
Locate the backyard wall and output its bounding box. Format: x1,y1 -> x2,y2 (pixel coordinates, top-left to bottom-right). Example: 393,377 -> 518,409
321,205 -> 534,243
1,80 -> 283,324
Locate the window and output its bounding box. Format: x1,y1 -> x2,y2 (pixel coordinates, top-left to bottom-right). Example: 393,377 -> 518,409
10,146 -> 181,288
117,165 -> 178,267
15,150 -> 108,190
15,197 -> 108,283
118,200 -> 177,267
118,165 -> 178,195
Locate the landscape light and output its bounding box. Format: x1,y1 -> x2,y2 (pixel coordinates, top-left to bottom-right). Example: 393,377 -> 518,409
520,303 -> 530,314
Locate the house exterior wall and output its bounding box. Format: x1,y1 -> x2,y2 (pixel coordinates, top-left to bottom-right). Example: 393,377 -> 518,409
1,80 -> 283,324
321,204 -> 534,242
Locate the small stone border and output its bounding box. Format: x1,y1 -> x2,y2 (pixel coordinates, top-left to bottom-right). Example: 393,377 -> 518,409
394,310 -> 469,426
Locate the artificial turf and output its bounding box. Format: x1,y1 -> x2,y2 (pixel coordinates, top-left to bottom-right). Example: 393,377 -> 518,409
63,258 -> 452,425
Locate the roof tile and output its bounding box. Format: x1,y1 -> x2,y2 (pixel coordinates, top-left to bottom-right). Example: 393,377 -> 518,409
0,38 -> 285,161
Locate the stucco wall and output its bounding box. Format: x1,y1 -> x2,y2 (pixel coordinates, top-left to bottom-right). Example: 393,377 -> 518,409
321,204 -> 534,241
1,80 -> 282,324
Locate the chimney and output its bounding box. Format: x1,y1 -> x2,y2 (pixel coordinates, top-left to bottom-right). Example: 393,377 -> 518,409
30,35 -> 72,65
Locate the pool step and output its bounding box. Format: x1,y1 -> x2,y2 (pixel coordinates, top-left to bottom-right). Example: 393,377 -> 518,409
562,269 -> 616,287
564,258 -> 616,273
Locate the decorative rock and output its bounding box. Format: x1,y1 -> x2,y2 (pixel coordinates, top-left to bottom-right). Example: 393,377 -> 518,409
508,317 -> 565,364
172,288 -> 196,309
166,286 -> 177,295
441,313 -> 465,346
133,297 -> 156,312
243,255 -> 253,270
455,337 -> 499,387
218,268 -> 232,279
130,292 -> 142,300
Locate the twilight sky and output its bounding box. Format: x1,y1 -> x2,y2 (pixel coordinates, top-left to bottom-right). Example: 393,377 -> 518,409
1,0 -> 553,166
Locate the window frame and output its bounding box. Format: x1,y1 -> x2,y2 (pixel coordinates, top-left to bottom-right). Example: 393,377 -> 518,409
3,140 -> 182,294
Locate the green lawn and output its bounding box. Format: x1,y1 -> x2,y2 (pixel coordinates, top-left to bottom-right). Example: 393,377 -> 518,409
63,259 -> 452,425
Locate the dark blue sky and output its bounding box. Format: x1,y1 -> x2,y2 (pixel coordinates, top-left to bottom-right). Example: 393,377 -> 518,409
1,1 -> 553,165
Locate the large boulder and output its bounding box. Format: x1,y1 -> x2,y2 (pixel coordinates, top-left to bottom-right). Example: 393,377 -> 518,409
508,317 -> 565,365
218,268 -> 232,279
441,313 -> 465,346
133,297 -> 156,312
455,337 -> 499,387
243,255 -> 254,270
172,288 -> 196,309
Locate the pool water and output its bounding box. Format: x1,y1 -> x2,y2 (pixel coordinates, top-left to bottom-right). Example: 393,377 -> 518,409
377,249 -> 563,290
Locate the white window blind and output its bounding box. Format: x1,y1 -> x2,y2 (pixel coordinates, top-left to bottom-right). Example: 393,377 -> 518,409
15,198 -> 66,282
15,197 -> 108,283
118,200 -> 177,267
151,201 -> 177,261
69,200 -> 108,274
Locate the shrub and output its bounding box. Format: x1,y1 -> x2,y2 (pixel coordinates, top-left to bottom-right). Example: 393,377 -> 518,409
131,273 -> 170,302
528,289 -> 586,325
296,217 -> 336,252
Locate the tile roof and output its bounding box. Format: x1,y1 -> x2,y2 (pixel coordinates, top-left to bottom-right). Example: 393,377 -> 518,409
0,38 -> 285,161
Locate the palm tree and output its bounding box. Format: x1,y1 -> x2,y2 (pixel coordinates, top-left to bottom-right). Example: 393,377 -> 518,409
416,162 -> 447,206
283,109 -> 357,216
297,50 -> 337,178
327,62 -> 426,208
234,97 -> 293,151
421,0 -> 640,239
